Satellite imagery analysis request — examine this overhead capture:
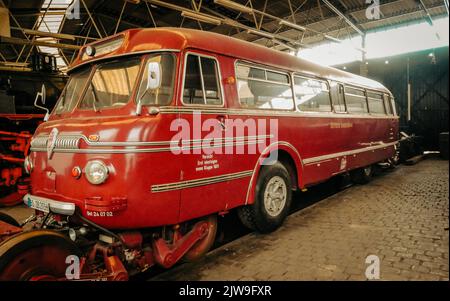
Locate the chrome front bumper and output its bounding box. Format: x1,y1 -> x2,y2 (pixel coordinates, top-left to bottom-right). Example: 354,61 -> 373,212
23,194 -> 76,216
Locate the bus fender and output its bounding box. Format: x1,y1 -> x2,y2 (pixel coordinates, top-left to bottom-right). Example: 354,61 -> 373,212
245,142 -> 304,205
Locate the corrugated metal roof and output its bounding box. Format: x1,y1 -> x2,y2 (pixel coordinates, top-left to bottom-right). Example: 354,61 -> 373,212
1,0 -> 448,68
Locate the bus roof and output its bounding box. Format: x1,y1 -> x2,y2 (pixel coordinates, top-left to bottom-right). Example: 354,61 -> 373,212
71,27 -> 390,94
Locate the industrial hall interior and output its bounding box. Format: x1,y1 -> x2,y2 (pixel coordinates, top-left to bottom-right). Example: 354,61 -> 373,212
0,0 -> 448,283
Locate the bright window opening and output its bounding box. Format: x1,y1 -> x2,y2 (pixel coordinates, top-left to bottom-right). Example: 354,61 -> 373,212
37,0 -> 74,69
297,17 -> 449,66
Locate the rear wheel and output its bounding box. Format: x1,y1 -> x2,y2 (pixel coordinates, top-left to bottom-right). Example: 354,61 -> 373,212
351,165 -> 373,184
0,230 -> 80,281
238,162 -> 292,233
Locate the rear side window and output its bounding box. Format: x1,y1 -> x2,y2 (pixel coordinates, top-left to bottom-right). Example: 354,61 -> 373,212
329,82 -> 346,113
236,64 -> 294,110
54,67 -> 91,114
294,76 -> 332,112
384,94 -> 393,115
367,91 -> 386,115
183,54 -> 222,106
345,87 -> 368,114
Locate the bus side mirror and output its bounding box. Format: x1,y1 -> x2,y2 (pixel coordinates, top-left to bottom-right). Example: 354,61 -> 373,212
34,84 -> 50,121
136,61 -> 162,116
146,62 -> 162,90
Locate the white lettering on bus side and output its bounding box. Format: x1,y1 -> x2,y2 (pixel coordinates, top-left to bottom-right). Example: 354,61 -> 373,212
168,112 -> 279,160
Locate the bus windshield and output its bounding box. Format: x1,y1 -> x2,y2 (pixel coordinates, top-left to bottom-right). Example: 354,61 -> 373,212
54,67 -> 91,114
79,58 -> 141,110
53,53 -> 176,115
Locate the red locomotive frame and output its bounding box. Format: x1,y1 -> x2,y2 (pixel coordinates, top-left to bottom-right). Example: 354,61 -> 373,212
0,28 -> 399,280
0,114 -> 44,206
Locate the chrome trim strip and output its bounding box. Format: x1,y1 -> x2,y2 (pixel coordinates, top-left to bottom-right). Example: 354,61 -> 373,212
31,134 -> 272,148
30,141 -> 268,154
23,194 -> 76,216
157,106 -> 399,119
302,141 -> 398,165
151,170 -> 253,193
244,141 -> 397,203
30,135 -> 272,154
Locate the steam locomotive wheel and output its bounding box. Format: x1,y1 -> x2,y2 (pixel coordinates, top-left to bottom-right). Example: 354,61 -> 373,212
183,215 -> 217,262
0,230 -> 80,281
0,212 -> 20,227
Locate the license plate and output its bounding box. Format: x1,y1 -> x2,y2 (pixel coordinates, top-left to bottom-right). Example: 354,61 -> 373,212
26,196 -> 50,213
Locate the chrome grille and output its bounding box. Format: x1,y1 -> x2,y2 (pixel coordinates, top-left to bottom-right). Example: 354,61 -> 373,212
30,134 -> 81,150
55,136 -> 80,149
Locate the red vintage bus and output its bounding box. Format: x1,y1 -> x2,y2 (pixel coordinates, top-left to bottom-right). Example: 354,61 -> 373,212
0,28 -> 399,280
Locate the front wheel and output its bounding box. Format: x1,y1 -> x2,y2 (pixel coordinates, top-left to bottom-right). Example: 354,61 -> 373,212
238,162 -> 292,233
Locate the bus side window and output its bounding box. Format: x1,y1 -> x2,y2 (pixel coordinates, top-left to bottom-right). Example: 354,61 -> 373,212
294,76 -> 332,112
383,94 -> 393,115
367,91 -> 386,115
236,63 -> 294,110
330,82 -> 346,113
183,54 -> 222,106
345,87 -> 368,114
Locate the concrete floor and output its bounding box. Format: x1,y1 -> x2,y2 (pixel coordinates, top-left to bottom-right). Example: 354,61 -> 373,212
1,158 -> 449,281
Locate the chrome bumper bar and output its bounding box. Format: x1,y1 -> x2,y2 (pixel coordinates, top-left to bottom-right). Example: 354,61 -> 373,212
23,194 -> 76,216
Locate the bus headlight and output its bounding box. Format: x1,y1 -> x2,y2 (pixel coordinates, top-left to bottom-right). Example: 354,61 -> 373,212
85,160 -> 109,185
24,156 -> 33,174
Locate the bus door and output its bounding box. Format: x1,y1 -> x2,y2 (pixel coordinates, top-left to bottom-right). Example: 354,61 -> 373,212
330,81 -> 350,147
178,51 -> 232,221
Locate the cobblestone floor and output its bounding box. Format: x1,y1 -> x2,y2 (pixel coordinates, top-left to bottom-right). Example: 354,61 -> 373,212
154,158 -> 449,281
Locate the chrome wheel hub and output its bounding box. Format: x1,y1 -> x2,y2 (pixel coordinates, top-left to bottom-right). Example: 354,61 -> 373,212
263,176 -> 287,217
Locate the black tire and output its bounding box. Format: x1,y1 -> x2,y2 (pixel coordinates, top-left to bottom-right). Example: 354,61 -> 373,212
0,212 -> 20,227
237,205 -> 256,230
238,162 -> 292,233
351,165 -> 373,184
